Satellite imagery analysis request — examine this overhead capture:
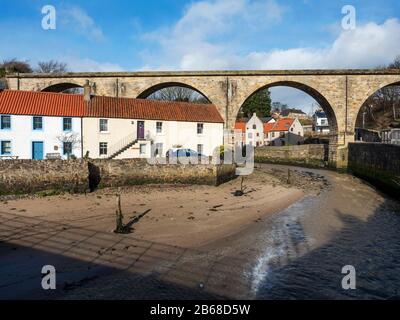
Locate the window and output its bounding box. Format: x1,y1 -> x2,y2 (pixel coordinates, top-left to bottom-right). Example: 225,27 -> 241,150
1,115 -> 11,130
197,123 -> 204,135
99,119 -> 108,132
248,133 -> 253,139
253,125 -> 257,129
0,141 -> 11,155
99,142 -> 108,156
197,144 -> 204,155
140,144 -> 146,155
155,143 -> 163,156
156,122 -> 163,134
272,132 -> 275,138
33,117 -> 43,130
63,118 -> 72,131
63,142 -> 72,155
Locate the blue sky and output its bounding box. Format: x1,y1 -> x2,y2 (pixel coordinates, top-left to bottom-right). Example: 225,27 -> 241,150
1,0 -> 400,112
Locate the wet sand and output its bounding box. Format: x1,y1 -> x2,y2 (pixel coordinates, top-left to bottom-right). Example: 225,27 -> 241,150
0,166 -> 315,248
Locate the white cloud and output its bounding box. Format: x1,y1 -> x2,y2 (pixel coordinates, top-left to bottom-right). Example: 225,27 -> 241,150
141,0 -> 400,71
270,87 -> 317,114
61,6 -> 105,42
65,58 -> 124,72
141,0 -> 286,70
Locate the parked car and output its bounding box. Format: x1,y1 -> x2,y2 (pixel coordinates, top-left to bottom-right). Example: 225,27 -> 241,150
166,148 -> 206,160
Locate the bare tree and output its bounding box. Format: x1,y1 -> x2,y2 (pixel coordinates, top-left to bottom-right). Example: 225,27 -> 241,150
388,55 -> 400,69
148,86 -> 209,104
1,59 -> 32,74
56,132 -> 81,160
359,56 -> 400,129
36,60 -> 68,74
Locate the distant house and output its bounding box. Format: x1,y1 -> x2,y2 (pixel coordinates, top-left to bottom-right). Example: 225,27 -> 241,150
264,118 -> 304,146
234,114 -> 304,147
280,108 -> 309,120
233,121 -> 246,144
381,129 -> 400,145
302,124 -> 313,134
234,114 -> 276,147
245,113 -> 265,147
313,111 -> 330,134
270,109 -> 281,119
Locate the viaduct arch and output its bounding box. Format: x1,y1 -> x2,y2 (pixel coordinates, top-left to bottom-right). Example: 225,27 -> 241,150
6,69 -> 400,167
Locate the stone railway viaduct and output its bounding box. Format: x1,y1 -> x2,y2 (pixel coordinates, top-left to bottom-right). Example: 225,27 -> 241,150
6,69 -> 400,167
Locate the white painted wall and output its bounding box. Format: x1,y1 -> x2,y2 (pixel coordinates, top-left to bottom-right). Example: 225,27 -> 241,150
0,115 -> 82,160
83,117 -> 224,159
313,113 -> 330,134
246,113 -> 264,147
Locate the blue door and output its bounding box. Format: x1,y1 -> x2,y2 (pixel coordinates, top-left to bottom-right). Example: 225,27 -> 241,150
32,142 -> 44,160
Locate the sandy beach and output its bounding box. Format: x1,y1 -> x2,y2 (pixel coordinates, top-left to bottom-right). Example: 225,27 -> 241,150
0,165 -> 326,248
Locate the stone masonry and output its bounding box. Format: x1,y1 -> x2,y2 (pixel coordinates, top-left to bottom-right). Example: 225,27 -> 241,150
0,159 -> 237,196
255,144 -> 329,167
6,69 -> 400,166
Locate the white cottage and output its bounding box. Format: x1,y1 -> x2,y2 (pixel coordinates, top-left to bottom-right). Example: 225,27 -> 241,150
0,91 -> 82,160
0,90 -> 224,160
245,113 -> 265,147
81,95 -> 224,159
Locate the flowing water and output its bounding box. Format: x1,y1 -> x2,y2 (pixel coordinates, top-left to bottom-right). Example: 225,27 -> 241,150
243,166 -> 400,300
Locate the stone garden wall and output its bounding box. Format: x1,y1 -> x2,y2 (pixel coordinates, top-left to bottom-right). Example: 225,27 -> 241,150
0,159 -> 237,196
254,144 -> 329,168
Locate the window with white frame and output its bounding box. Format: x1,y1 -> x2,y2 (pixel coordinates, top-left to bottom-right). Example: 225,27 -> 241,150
156,122 -> 163,134
99,142 -> 108,156
99,119 -> 108,132
0,141 -> 11,155
197,123 -> 204,135
0,115 -> 11,130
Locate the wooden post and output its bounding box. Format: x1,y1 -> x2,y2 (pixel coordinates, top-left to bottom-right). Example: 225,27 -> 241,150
115,190 -> 124,233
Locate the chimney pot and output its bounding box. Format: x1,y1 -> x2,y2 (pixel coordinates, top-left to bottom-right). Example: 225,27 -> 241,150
83,80 -> 91,102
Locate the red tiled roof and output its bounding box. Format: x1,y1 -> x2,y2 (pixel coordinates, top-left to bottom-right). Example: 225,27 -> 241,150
0,90 -> 85,117
234,122 -> 246,133
269,118 -> 295,132
263,122 -> 275,134
85,95 -> 224,123
0,90 -> 224,123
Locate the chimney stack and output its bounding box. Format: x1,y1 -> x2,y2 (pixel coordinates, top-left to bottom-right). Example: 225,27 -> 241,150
83,80 -> 91,102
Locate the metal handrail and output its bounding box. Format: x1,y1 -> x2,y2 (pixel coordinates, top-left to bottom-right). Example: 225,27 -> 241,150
107,132 -> 138,158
